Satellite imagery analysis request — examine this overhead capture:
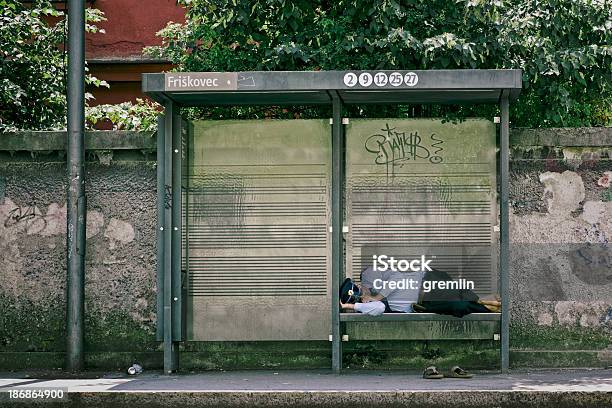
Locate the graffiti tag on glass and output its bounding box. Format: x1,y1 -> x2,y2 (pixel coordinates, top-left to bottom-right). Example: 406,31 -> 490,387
364,123 -> 444,182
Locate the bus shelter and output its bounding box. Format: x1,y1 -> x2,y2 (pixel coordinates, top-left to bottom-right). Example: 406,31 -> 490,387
142,70 -> 522,374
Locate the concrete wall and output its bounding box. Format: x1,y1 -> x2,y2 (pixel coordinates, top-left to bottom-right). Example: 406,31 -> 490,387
0,127 -> 610,371
0,132 -> 159,370
508,128 -> 612,367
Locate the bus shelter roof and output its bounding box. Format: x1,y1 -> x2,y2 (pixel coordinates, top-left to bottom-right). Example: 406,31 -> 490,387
142,69 -> 522,106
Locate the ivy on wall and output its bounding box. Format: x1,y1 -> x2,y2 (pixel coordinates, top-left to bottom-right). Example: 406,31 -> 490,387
85,99 -> 161,131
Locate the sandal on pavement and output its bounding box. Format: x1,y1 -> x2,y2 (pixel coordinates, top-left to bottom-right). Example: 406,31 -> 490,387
448,366 -> 473,378
423,366 -> 444,379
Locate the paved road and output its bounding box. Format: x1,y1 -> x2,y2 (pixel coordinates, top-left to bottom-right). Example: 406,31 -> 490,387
0,369 -> 611,407
2,369 -> 612,392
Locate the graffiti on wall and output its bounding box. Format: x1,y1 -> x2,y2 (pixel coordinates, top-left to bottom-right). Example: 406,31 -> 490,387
364,123 -> 445,182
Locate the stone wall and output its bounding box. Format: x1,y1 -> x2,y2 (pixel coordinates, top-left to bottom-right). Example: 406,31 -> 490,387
508,128 -> 612,367
0,132 -> 159,370
0,128 -> 610,371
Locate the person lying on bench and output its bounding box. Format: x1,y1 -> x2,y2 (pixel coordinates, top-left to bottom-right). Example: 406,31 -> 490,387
339,296 -> 386,316
417,269 -> 492,317
340,266 -> 423,315
361,266 -> 424,313
340,266 -> 497,317
338,273 -> 386,316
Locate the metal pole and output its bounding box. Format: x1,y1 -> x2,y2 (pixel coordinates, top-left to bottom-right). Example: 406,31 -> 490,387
171,110 -> 183,343
500,92 -> 510,373
66,0 -> 86,372
163,102 -> 178,373
331,93 -> 344,373
156,115 -> 165,342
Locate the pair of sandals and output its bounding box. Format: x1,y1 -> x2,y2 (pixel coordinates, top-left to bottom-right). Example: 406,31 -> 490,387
423,365 -> 473,379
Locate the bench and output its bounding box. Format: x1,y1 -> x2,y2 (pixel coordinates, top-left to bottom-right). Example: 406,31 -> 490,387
340,312 -> 500,322
339,312 -> 501,341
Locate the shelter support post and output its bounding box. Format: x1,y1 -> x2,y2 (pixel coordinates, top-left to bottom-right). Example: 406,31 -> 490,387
500,92 -> 510,373
171,110 -> 183,343
156,116 -> 165,343
162,102 -> 180,373
331,93 -> 344,373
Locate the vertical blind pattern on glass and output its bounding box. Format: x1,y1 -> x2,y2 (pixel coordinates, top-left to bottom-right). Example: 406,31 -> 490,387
345,119 -> 498,297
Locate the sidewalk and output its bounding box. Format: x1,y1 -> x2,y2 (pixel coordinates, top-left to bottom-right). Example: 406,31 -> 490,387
1,369 -> 611,407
